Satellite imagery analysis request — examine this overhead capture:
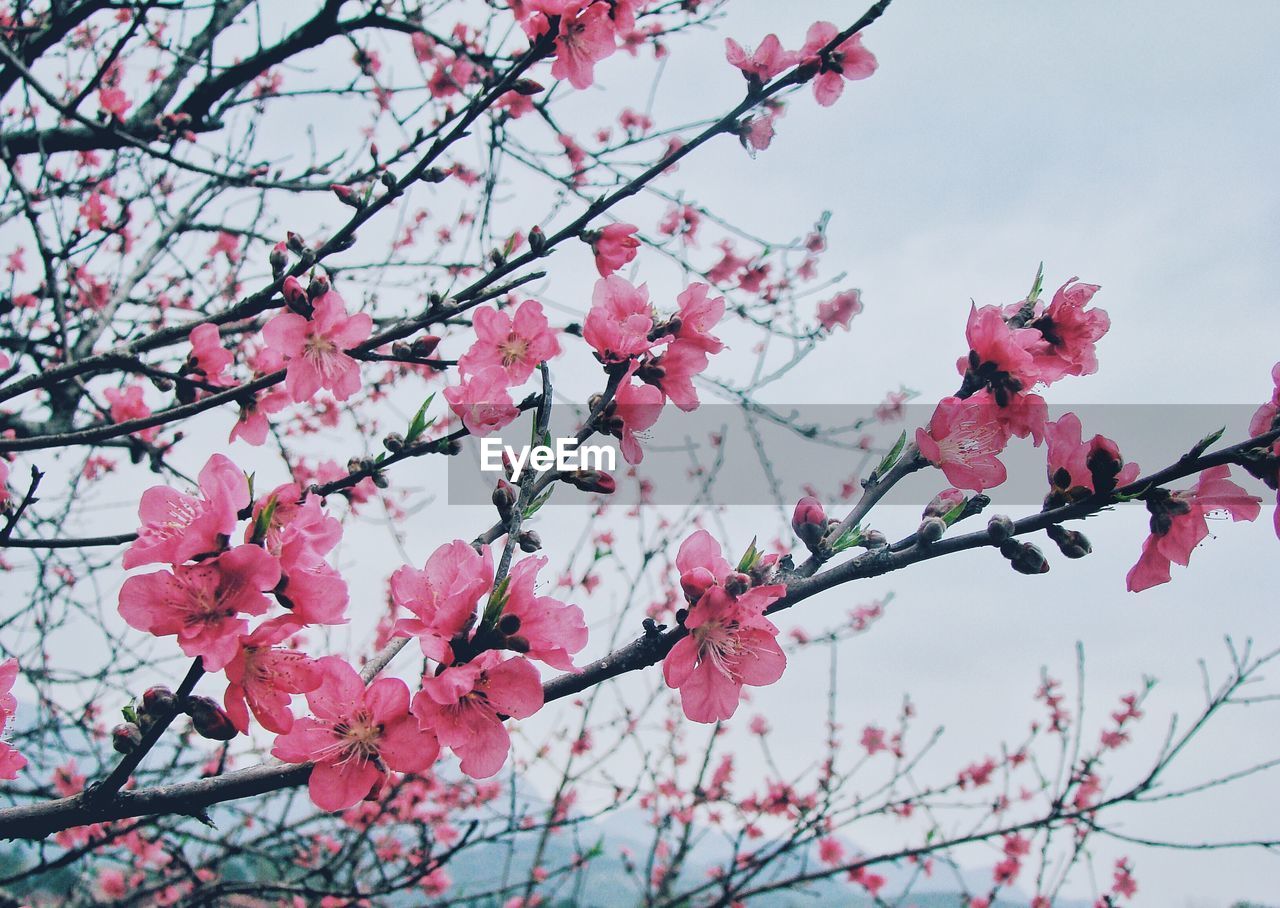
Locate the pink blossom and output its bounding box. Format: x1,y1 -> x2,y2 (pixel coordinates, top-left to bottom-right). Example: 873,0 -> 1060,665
118,544 -> 281,671
583,276 -> 655,362
391,541 -> 494,662
676,529 -> 734,603
98,86 -> 131,120
1023,278 -> 1110,383
800,22 -> 878,107
103,384 -> 154,439
960,304 -> 1043,403
739,113 -> 777,153
413,652 -> 543,778
501,556 -> 588,671
591,223 -> 640,277
273,656 -> 436,811
915,394 -> 1011,492
223,620 -> 322,734
673,283 -> 725,354
816,289 -> 863,331
229,387 -> 290,446
124,453 -> 249,569
550,1 -> 616,90
262,289 -> 372,403
443,365 -> 520,436
724,34 -> 796,83
459,299 -> 560,384
188,323 -> 233,384
609,370 -> 664,464
663,584 -> 786,723
1126,465 -> 1261,592
0,659 -> 27,779
640,341 -> 708,412
1044,413 -> 1139,501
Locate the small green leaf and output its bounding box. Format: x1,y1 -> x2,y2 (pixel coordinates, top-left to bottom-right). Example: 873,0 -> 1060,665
122,704 -> 138,724
1186,426 -> 1225,461
523,486 -> 554,517
831,524 -> 863,553
735,536 -> 760,573
405,394 -> 436,444
940,501 -> 967,526
870,431 -> 907,483
481,575 -> 512,629
1027,261 -> 1045,305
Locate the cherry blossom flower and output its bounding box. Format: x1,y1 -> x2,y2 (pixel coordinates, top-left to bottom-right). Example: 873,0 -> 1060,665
663,584 -> 786,723
607,370 -> 664,464
103,383 -> 155,440
223,620 -> 322,734
118,544 -> 281,671
391,541 -> 493,663
1023,278 -> 1110,383
500,556 -> 587,671
590,223 -> 640,276
1044,413 -> 1139,502
676,529 -> 735,603
639,342 -> 708,412
413,652 -> 543,778
673,283 -> 725,355
443,365 -> 520,436
915,393 -> 1012,492
123,453 -> 249,569
799,21 -> 878,107
0,659 -> 27,780
1126,465 -> 1261,592
273,656 -> 436,811
724,34 -> 796,84
583,276 -> 655,362
960,304 -> 1043,403
229,387 -> 290,446
98,86 -> 131,120
816,289 -> 863,331
187,323 -> 233,384
550,1 -> 616,90
459,299 -> 560,385
262,289 -> 372,403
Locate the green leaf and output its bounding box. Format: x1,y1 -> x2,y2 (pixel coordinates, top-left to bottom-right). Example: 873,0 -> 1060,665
122,703 -> 138,724
1186,426 -> 1225,461
940,501 -> 967,526
1026,261 -> 1045,305
250,496 -> 279,545
830,524 -> 863,554
481,575 -> 512,629
523,486 -> 554,518
870,431 -> 907,483
405,393 -> 436,444
735,536 -> 760,573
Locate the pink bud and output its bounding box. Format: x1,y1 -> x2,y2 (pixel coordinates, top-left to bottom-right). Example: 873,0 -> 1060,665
791,496 -> 828,548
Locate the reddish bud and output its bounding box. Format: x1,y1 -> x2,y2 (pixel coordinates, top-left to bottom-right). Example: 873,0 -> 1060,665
511,78 -> 546,96
112,722 -> 143,754
411,334 -> 441,358
141,685 -> 177,717
185,696 -> 238,741
923,488 -> 966,520
791,496 -> 828,549
565,470 -> 616,495
680,566 -> 716,604
269,241 -> 288,277
332,183 -> 362,208
281,276 -> 307,311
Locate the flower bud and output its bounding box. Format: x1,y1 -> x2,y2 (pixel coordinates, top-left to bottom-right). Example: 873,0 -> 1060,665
1001,540 -> 1050,575
987,514 -> 1015,542
185,696 -> 237,741
492,479 -> 517,516
112,722 -> 143,754
504,634 -> 531,654
141,685 -> 177,717
286,231 -> 307,254
923,488 -> 966,520
860,529 -> 888,549
680,567 -> 716,604
411,335 -> 441,358
282,275 -> 308,312
383,432 -> 405,453
791,496 -> 828,549
307,273 -> 330,301
723,571 -> 751,597
497,613 -> 522,635
269,241 -> 288,278
564,470 -> 616,495
529,225 -> 547,254
517,530 -> 542,553
332,183 -> 363,208
511,78 -> 546,96
1046,524 -> 1091,559
917,516 -> 946,544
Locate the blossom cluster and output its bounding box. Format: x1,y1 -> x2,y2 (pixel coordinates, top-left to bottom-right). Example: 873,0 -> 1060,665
115,455 -> 585,809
